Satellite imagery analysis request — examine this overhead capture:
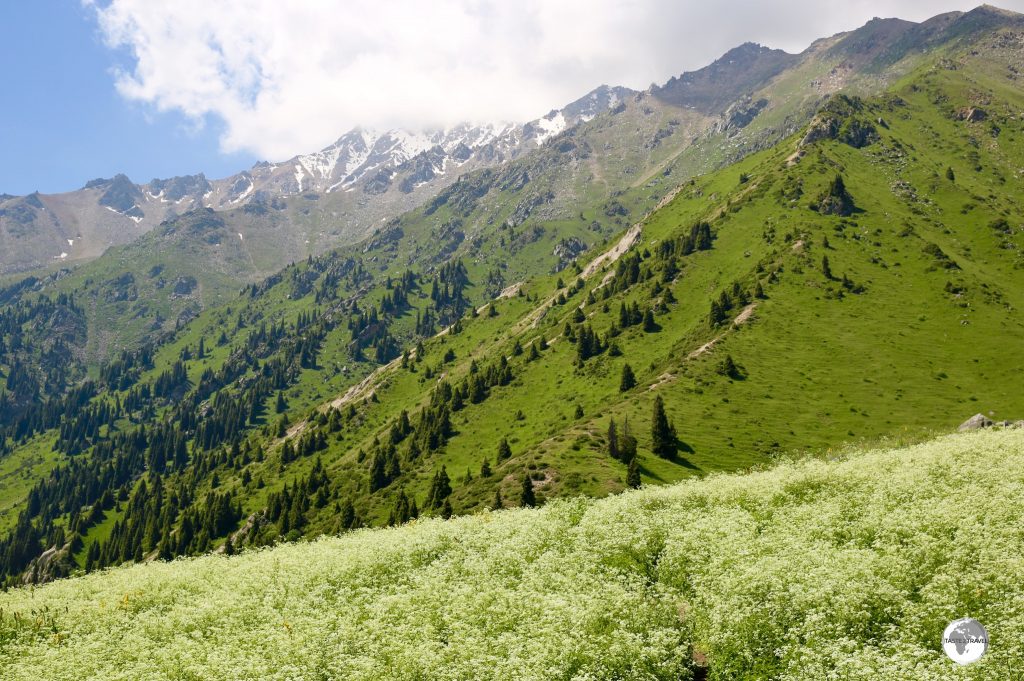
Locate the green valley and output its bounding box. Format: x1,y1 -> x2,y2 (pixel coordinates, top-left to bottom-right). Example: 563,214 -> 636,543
1,5 -> 1023,679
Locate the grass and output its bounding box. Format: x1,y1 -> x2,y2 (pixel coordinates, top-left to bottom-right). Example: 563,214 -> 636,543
0,435 -> 61,533
2,428 -> 1022,679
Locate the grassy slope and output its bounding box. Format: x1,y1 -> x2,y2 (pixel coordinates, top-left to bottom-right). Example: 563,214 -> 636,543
282,44 -> 1024,525
1,23 -> 1021,558
2,428 -> 1022,680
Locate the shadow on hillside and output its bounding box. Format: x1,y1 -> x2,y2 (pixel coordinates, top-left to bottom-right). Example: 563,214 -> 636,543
668,439 -> 700,471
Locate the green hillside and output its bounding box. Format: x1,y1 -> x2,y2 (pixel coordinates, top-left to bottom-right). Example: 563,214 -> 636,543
1,428 -> 1022,679
0,12 -> 1022,587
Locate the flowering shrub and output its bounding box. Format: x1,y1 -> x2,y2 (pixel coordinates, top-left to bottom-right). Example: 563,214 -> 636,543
1,429 -> 1021,679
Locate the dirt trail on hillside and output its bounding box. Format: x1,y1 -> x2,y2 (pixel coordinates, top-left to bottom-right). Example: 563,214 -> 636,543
581,224 -> 642,279
686,303 -> 758,360
328,356 -> 403,411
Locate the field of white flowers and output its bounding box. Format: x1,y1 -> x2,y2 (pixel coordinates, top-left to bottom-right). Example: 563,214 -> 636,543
2,428 -> 1022,680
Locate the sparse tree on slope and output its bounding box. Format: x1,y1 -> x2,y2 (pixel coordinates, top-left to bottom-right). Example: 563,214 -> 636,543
520,475 -> 536,508
651,396 -> 676,459
620,364 -> 637,392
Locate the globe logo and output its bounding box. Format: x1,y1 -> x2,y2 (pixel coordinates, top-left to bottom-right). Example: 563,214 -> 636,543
942,618 -> 988,665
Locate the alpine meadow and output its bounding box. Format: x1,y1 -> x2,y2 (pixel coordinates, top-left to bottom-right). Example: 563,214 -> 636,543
1,4 -> 1024,680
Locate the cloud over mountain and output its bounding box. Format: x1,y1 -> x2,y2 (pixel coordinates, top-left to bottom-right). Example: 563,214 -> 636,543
88,0 -> 1020,160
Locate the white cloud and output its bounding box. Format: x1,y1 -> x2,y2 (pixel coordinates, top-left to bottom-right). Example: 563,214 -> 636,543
88,0 -> 1024,161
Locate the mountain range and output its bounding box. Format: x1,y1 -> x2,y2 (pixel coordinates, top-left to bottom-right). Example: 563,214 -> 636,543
9,5 -> 1022,371
0,4 -> 1022,592
0,85 -> 632,276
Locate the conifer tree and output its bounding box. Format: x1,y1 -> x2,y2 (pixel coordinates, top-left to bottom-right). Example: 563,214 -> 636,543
369,452 -> 387,492
520,475 -> 536,508
492,488 -> 503,510
620,363 -> 637,392
497,437 -> 512,461
642,309 -> 657,332
607,418 -> 620,461
822,255 -> 833,280
627,456 -> 641,488
620,418 -> 638,460
339,499 -> 357,530
651,396 -> 676,458
527,343 -> 540,361
480,458 -> 492,477
708,300 -> 727,327
426,466 -> 452,509
718,355 -> 740,379
388,490 -> 413,526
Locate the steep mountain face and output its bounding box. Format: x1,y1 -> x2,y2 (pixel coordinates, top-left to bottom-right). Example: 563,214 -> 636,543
0,10 -> 1022,586
651,42 -> 799,113
0,89 -> 635,278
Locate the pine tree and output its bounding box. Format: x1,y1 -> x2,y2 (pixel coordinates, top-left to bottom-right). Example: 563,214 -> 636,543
626,456 -> 641,488
619,364 -> 637,392
388,490 -> 413,526
574,404 -> 584,419
85,540 -> 100,572
441,499 -> 453,519
369,452 -> 387,492
492,488 -> 503,510
607,418 -> 620,461
520,475 -> 536,508
426,466 -> 452,509
339,498 -> 357,530
480,458 -> 492,477
642,309 -> 657,332
497,437 -> 512,460
718,355 -> 740,379
708,300 -> 727,327
619,418 -> 637,461
822,255 -> 833,280
754,281 -> 766,299
651,396 -> 676,459
275,391 -> 287,414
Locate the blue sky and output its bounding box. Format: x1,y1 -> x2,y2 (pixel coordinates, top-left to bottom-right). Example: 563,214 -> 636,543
0,1 -> 256,195
3,1 -> 1022,197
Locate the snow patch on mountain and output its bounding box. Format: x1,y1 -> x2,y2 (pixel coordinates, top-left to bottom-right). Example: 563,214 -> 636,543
534,112 -> 567,145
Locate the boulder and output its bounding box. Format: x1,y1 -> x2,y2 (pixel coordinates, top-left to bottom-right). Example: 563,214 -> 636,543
955,107 -> 987,122
958,413 -> 993,431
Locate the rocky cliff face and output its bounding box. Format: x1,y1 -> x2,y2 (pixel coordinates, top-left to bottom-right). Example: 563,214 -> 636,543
0,86 -> 636,277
